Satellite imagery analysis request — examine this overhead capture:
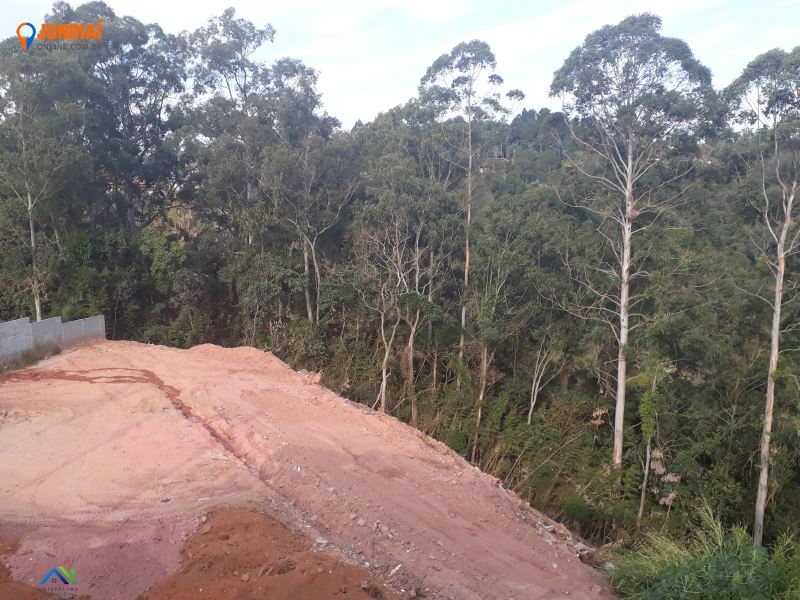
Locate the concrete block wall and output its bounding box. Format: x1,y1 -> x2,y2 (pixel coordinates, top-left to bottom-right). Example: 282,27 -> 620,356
30,317 -> 63,348
0,318 -> 34,360
0,314 -> 106,363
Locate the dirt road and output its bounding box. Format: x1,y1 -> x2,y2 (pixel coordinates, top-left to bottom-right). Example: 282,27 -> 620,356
0,341 -> 613,599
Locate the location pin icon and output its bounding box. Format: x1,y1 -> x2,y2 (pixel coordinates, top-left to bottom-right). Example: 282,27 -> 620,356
16,23 -> 36,51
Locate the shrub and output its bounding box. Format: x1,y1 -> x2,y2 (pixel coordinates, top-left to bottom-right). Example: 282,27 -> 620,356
564,492 -> 591,525
610,502 -> 800,599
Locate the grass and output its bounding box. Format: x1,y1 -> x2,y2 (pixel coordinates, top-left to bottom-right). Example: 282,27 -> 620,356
610,502 -> 800,599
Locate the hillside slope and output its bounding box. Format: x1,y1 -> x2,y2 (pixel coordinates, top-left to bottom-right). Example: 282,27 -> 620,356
0,341 -> 613,599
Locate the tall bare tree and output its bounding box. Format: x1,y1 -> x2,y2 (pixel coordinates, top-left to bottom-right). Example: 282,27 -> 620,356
550,14 -> 712,468
728,46 -> 800,545
351,207 -> 422,413
419,41 -> 523,371
527,333 -> 562,424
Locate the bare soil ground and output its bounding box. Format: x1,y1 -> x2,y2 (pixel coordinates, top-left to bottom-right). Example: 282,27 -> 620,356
0,341 -> 614,599
140,507 -> 399,600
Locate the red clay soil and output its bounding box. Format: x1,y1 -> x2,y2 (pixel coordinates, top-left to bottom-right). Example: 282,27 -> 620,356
0,539 -> 57,600
0,341 -> 614,599
141,507 -> 399,600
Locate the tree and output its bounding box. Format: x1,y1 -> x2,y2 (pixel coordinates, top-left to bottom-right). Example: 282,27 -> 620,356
0,43 -> 88,320
361,151 -> 446,425
468,192 -> 531,463
419,40 -> 523,371
55,1 -> 192,235
526,331 -> 562,425
550,14 -> 713,468
349,207 -> 417,413
263,134 -> 358,326
727,46 -> 800,545
187,8 -> 276,244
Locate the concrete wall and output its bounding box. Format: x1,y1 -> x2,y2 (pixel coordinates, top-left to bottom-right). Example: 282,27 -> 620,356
0,314 -> 106,363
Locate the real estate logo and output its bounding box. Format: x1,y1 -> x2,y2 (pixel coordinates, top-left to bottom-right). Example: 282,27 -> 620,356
39,566 -> 78,596
15,23 -> 36,51
15,19 -> 104,52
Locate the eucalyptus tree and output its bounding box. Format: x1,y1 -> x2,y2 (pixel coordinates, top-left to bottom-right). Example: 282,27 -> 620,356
349,205 -> 419,413
468,192 -> 532,463
361,151 -> 447,425
188,9 -> 276,244
727,46 -> 800,545
550,14 -> 712,468
0,38 -> 89,320
259,59 -> 343,327
419,40 -> 523,368
357,103 -> 460,406
262,134 -> 358,327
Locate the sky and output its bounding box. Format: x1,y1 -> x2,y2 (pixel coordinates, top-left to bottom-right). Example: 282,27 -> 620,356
3,0 -> 800,127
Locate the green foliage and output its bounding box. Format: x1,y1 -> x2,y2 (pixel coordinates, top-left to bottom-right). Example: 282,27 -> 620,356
142,306 -> 212,348
563,492 -> 591,525
611,505 -> 800,599
444,429 -> 470,456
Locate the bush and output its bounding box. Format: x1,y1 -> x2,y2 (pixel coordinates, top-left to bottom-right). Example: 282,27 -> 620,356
611,503 -> 800,599
647,545 -> 775,600
564,492 -> 591,525
444,430 -> 470,456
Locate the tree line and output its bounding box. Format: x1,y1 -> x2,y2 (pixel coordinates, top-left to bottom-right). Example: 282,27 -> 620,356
1,3 -> 799,557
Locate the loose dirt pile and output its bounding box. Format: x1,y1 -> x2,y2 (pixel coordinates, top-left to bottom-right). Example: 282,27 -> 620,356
0,341 -> 614,599
140,507 -> 398,600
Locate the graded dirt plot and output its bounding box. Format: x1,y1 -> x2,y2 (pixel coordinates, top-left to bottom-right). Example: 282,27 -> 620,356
0,341 -> 614,599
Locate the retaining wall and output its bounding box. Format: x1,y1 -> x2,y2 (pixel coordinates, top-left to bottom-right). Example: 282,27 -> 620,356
0,315 -> 105,363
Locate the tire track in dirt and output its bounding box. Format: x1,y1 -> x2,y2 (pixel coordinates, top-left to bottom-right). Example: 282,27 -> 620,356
1,368 -> 269,487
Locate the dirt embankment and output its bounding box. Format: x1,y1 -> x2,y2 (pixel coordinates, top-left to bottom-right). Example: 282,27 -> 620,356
0,341 -> 614,599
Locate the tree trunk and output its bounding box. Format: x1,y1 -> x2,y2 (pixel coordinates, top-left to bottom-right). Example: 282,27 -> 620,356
428,246 -> 437,392
246,181 -> 254,246
527,340 -> 555,425
301,239 -> 314,323
310,237 -> 322,325
637,436 -> 652,526
431,350 -> 438,392
458,120 -> 473,384
754,239 -> 786,545
528,376 -> 540,425
614,217 -> 630,468
471,343 -> 490,464
27,192 -> 41,322
376,314 -> 400,413
51,214 -> 65,262
613,147 -> 635,469
407,321 -> 418,426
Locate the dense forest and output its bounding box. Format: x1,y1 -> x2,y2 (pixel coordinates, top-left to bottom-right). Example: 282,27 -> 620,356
2,3 -> 800,595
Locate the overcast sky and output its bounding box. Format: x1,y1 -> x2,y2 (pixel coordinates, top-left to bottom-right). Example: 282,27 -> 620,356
4,0 -> 800,127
